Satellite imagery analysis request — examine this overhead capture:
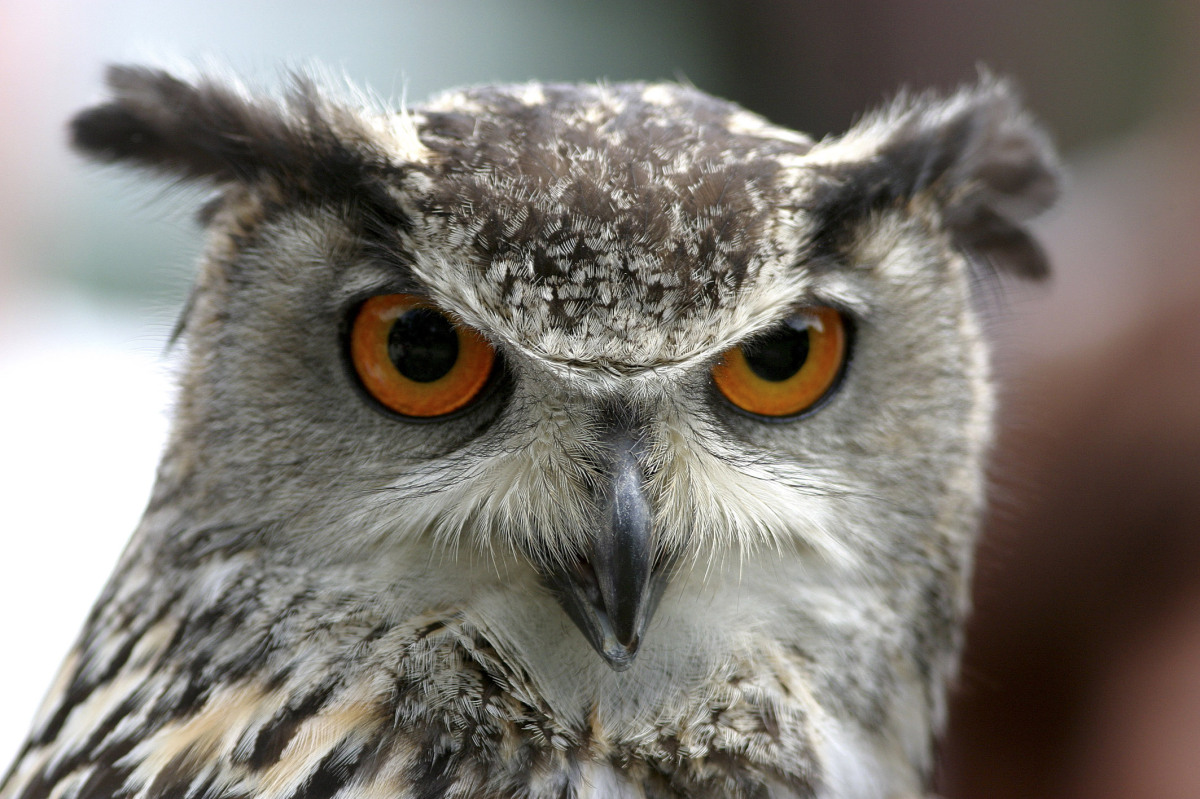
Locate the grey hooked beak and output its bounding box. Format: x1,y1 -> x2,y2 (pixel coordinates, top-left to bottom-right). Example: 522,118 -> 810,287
545,424 -> 667,671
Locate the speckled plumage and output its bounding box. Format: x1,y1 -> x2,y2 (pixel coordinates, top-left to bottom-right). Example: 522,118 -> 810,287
1,66 -> 1060,799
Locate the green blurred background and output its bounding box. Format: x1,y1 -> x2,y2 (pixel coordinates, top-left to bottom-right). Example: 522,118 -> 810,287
3,2 -> 1200,797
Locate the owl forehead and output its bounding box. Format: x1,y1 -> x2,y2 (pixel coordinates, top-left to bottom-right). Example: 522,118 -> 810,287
401,83 -> 815,361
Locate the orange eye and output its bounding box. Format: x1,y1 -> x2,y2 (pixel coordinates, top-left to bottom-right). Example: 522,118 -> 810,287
712,307 -> 848,418
350,294 -> 497,418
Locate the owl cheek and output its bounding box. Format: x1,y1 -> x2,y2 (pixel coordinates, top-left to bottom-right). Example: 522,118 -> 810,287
542,419 -> 668,671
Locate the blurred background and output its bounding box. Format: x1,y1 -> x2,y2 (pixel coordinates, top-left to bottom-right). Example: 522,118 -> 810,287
2,2 -> 1199,796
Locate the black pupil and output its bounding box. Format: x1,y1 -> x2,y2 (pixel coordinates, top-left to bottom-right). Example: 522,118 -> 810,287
743,319 -> 811,382
387,308 -> 459,383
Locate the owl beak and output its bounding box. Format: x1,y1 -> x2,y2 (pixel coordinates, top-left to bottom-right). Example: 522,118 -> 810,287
546,427 -> 665,671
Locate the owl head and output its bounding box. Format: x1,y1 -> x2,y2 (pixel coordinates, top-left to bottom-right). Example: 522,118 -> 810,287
71,66 -> 1059,681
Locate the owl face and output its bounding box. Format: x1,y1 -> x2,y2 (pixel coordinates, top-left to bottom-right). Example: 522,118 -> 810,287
73,71 -> 1058,680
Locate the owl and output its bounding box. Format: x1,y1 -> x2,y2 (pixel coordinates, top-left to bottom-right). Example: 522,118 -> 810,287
0,65 -> 1059,799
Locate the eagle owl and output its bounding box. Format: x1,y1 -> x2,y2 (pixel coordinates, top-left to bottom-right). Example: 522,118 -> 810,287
0,66 -> 1059,799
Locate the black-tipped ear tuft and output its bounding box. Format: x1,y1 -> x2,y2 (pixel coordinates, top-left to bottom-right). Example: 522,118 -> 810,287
69,64 -> 398,197
71,66 -> 274,182
70,101 -> 172,167
808,76 -> 1063,279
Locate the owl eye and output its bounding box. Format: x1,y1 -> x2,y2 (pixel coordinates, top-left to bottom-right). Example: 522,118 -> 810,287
350,294 -> 497,418
712,307 -> 848,418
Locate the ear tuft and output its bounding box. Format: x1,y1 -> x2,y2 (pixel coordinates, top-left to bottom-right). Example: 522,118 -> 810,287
808,76 -> 1063,279
72,66 -> 276,182
69,64 -> 397,196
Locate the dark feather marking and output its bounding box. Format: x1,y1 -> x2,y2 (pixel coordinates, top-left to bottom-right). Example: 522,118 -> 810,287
337,732 -> 392,790
242,679 -> 339,770
947,204 -> 1051,278
281,739 -> 362,799
73,760 -> 136,799
410,732 -> 457,799
804,82 -> 1060,280
29,693 -> 142,792
32,591 -> 181,748
411,619 -> 447,640
71,65 -> 412,238
158,651 -> 213,718
141,748 -> 198,799
804,113 -> 973,263
7,766 -> 56,799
